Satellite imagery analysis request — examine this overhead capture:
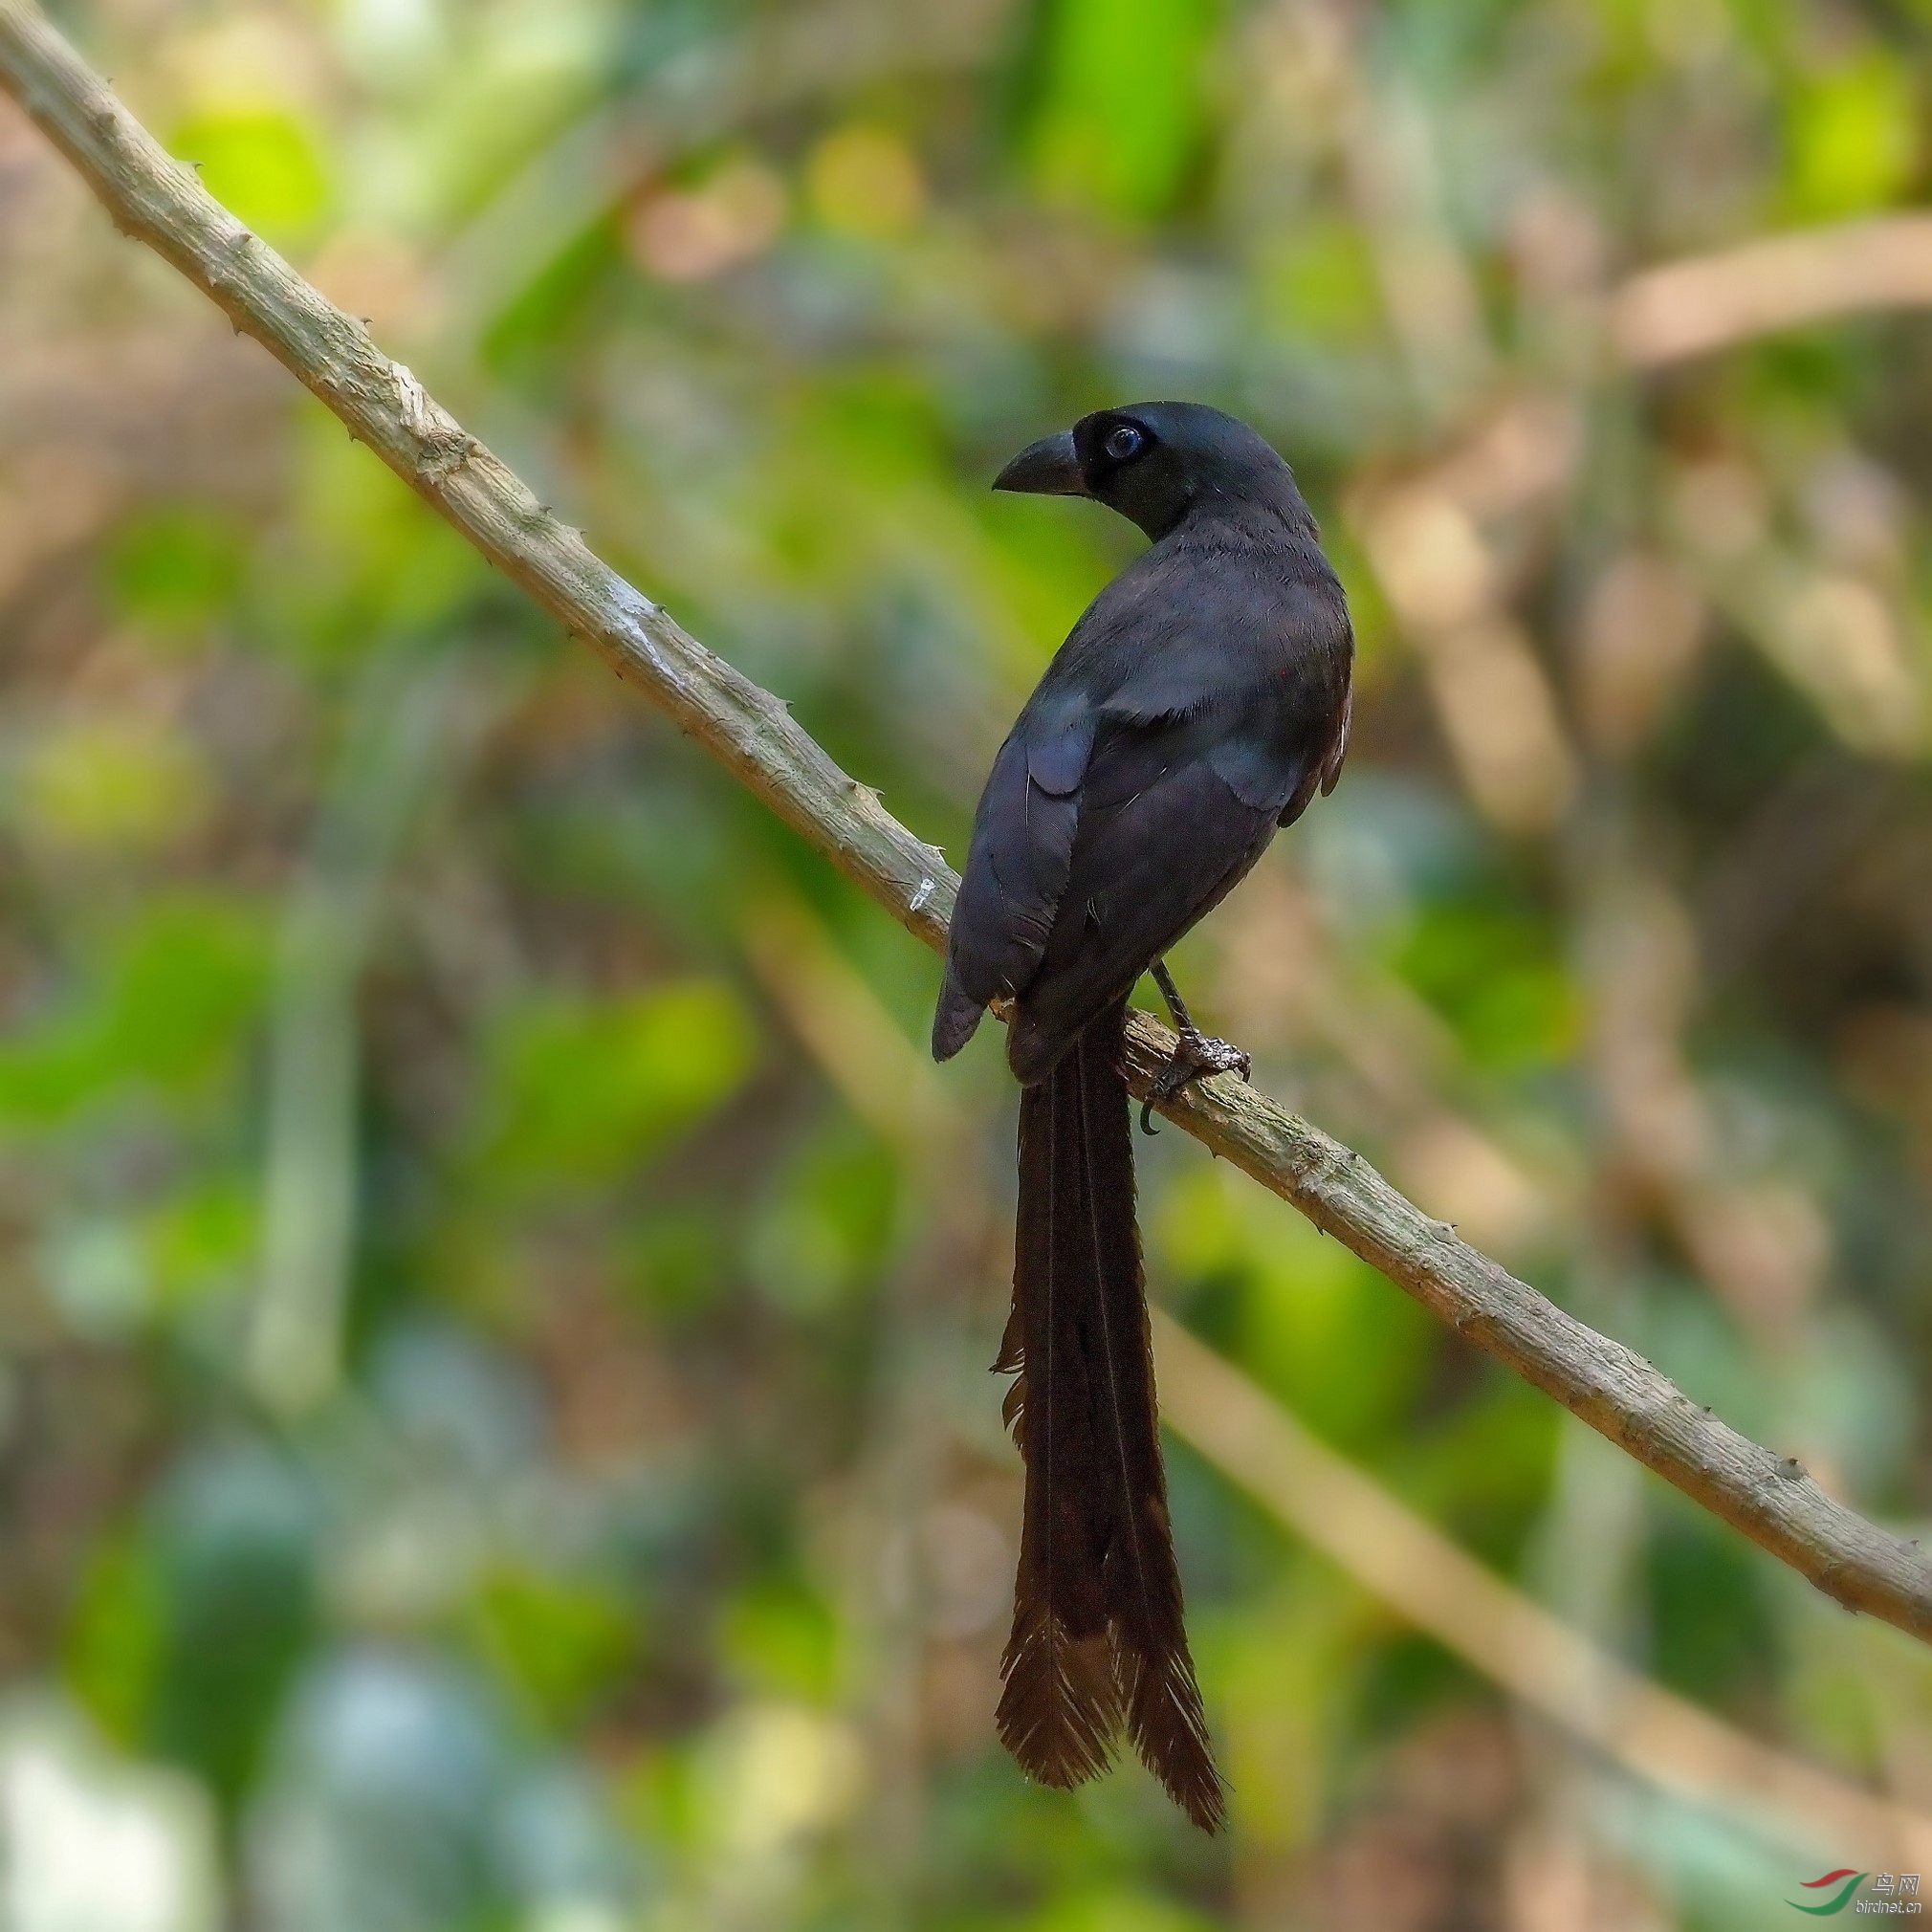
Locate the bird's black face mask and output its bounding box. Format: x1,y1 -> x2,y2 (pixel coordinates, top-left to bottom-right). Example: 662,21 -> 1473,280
1004,404 -> 1182,533
992,405 -> 1258,542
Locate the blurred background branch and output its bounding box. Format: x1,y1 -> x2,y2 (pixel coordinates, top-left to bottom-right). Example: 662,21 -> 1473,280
249,641 -> 511,1415
1613,217 -> 1932,369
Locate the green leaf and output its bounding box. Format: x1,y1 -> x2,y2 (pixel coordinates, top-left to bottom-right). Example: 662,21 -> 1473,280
63,1533 -> 165,1748
168,109 -> 333,247
747,1125 -> 898,1314
1391,900 -> 1578,1069
1259,225 -> 1384,345
718,1581 -> 839,1705
476,978 -> 757,1186
471,1564 -> 639,1728
1028,0 -> 1219,217
0,895 -> 268,1123
106,505 -> 247,640
1787,55 -> 1918,218
1156,1168 -> 1436,1447
14,716 -> 211,857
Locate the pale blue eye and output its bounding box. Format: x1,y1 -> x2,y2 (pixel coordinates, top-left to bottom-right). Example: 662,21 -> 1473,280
1104,423 -> 1144,462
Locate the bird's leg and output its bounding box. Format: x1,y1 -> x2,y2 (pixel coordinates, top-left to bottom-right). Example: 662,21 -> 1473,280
1140,960 -> 1251,1133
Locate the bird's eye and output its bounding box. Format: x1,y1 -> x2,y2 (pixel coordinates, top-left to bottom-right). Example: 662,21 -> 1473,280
1103,423 -> 1145,463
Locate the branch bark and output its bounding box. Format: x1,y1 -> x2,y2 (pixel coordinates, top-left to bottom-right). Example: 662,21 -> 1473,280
5,0 -> 1931,1646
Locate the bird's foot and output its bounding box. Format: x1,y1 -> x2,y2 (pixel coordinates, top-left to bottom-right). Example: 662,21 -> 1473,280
1139,1029 -> 1251,1134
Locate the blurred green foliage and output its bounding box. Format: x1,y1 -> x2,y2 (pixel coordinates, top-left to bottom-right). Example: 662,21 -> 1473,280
4,0 -> 1932,1926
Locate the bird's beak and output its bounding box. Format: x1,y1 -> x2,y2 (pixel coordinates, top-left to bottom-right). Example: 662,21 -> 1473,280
992,429 -> 1087,496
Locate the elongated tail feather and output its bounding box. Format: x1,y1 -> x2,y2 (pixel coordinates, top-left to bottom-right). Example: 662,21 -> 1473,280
1071,1002 -> 1223,1831
997,1056 -> 1120,1786
996,998 -> 1224,1830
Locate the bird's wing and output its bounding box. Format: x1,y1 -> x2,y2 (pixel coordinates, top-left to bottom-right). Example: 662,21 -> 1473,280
1003,710 -> 1298,1080
932,701 -> 1094,1059
934,539 -> 1350,1068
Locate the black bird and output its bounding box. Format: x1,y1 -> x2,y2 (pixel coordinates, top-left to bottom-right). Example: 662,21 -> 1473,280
932,402 -> 1353,1832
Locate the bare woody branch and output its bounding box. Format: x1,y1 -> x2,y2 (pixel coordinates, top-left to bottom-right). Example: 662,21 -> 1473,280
5,0 -> 1931,1649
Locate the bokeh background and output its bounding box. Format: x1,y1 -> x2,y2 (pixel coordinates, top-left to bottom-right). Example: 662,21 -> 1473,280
4,0 -> 1932,1924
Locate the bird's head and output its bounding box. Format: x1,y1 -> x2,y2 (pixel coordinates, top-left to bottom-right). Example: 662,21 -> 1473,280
992,401 -> 1310,541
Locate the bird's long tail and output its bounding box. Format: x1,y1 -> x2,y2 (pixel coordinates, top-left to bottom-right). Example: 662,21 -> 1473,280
995,996 -> 1224,1832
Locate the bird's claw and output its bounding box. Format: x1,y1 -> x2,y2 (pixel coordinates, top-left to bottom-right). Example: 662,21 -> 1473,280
1138,1031 -> 1252,1134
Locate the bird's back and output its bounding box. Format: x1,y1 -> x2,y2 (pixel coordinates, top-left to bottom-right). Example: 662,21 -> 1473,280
938,501 -> 1351,1081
